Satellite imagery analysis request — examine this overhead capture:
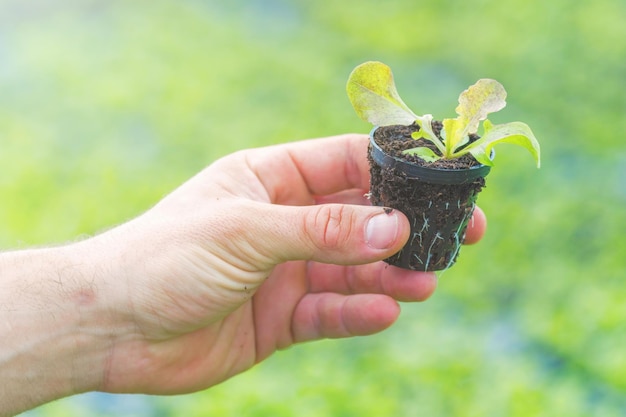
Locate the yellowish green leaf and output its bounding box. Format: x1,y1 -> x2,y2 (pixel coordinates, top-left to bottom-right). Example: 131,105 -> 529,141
469,120 -> 541,168
445,79 -> 507,156
346,61 -> 418,126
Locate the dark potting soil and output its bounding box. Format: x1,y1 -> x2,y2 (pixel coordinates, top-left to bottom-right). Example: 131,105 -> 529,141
374,121 -> 482,169
368,123 -> 486,271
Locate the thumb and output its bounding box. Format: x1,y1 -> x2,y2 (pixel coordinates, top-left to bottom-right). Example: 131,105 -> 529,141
255,203 -> 411,266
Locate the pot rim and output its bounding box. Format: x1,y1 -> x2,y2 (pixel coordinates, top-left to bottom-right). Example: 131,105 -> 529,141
369,126 -> 492,185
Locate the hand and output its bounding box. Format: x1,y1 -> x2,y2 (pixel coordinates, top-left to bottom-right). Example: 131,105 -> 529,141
81,133 -> 486,395
0,133 -> 486,415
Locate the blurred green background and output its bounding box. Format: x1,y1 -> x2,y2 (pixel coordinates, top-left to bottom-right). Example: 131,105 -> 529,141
3,0 -> 624,415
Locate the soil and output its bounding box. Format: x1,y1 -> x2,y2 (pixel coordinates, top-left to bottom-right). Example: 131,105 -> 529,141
374,121 -> 482,169
368,123 -> 487,271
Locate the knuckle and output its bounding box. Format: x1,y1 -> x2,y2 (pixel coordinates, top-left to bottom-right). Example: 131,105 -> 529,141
306,205 -> 356,250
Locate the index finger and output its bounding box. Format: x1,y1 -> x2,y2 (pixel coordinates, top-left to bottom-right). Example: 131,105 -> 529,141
247,134 -> 371,205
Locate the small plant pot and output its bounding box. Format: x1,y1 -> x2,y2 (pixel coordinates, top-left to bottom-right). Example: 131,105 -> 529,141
368,126 -> 492,271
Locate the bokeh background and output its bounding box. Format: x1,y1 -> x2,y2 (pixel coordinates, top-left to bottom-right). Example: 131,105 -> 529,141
3,0 -> 624,415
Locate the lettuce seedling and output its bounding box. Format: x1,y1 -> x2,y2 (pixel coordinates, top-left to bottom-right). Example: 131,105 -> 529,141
346,61 -> 541,167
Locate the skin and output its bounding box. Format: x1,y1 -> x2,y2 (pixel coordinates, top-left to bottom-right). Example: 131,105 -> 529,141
0,134 -> 486,415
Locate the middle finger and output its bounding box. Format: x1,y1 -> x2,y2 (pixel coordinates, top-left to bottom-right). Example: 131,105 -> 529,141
306,262 -> 437,302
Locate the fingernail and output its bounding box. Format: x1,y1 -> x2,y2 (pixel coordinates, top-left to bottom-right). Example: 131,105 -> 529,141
365,211 -> 399,250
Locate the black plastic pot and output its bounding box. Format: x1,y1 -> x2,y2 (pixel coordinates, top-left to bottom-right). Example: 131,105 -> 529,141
368,127 -> 492,272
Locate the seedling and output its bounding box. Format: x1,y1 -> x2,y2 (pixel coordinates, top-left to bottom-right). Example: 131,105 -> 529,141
346,61 -> 541,167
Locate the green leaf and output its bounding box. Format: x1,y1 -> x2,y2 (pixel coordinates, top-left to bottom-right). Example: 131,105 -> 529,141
445,79 -> 507,156
414,114 -> 446,153
469,120 -> 541,167
346,61 -> 418,126
403,146 -> 441,163
442,117 -> 466,154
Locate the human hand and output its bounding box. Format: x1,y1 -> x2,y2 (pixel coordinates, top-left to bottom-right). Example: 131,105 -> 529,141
77,133 -> 486,395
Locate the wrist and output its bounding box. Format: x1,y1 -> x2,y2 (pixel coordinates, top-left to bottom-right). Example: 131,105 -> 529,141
0,241 -> 126,415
